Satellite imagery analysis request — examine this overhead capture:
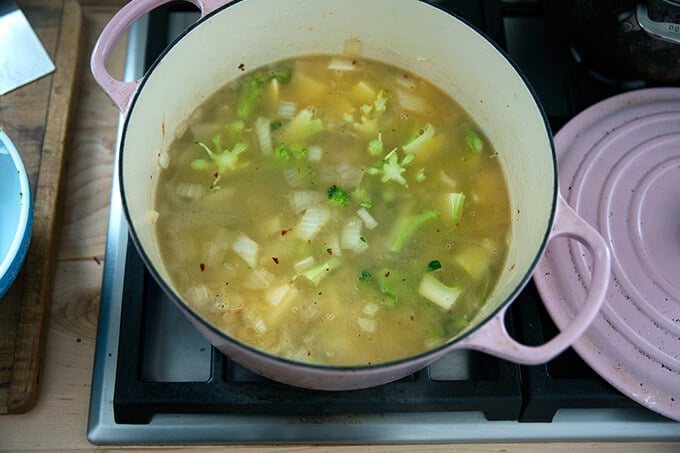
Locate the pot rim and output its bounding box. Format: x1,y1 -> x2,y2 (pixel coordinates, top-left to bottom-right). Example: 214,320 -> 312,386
118,0 -> 558,373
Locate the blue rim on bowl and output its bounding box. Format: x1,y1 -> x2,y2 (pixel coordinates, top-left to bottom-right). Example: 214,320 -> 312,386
0,129 -> 33,299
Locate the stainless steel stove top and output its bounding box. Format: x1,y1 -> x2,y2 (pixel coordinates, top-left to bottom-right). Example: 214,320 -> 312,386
87,2 -> 680,444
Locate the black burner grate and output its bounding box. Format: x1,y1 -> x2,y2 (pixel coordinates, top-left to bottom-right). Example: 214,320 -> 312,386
114,240 -> 523,424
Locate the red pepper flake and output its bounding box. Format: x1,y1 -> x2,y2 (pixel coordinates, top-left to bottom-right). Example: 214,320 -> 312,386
410,315 -> 415,321
307,239 -> 312,245
199,263 -> 205,272
213,172 -> 219,179
510,263 -> 516,272
352,59 -> 357,65
326,248 -> 333,255
281,229 -> 290,236
307,350 -> 311,356
272,257 -> 280,264
238,63 -> 246,71
384,271 -> 391,278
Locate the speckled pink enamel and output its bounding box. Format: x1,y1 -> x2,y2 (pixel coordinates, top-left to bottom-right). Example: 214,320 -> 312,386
535,88 -> 680,422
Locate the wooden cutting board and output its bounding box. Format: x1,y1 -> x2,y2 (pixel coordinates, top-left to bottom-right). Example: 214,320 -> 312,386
0,0 -> 82,414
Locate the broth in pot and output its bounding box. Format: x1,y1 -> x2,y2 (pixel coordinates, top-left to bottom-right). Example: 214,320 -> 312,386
153,54 -> 511,366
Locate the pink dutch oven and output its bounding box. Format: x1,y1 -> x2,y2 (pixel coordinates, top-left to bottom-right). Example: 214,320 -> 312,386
91,0 -> 611,390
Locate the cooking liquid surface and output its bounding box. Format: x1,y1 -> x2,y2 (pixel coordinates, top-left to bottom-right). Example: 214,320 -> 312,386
154,55 -> 511,366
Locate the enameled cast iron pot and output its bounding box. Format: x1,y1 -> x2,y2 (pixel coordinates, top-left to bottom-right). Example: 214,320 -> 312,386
92,0 -> 611,390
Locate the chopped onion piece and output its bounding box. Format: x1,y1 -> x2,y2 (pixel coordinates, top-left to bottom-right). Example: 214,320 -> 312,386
301,304 -> 320,322
357,317 -> 376,333
307,145 -> 323,162
343,36 -> 362,55
244,268 -> 275,290
283,166 -> 302,187
440,170 -> 458,188
297,206 -> 331,240
263,217 -> 282,237
290,190 -> 325,213
356,207 -> 378,230
204,241 -> 225,267
328,57 -> 357,71
255,117 -> 273,156
324,233 -> 342,257
176,183 -> 204,200
335,162 -> 364,188
362,303 -> 380,317
188,285 -> 210,307
397,89 -> 426,113
341,218 -> 368,253
251,318 -> 268,334
157,150 -> 170,169
482,238 -> 498,255
396,75 -> 416,91
265,284 -> 291,307
294,256 -> 317,274
232,234 -> 259,267
278,101 -> 297,119
147,210 -> 159,224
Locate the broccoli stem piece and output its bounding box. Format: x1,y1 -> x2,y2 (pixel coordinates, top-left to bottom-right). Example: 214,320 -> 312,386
302,257 -> 341,285
418,273 -> 463,311
391,210 -> 438,253
449,192 -> 466,223
465,129 -> 484,153
402,123 -> 435,154
358,269 -> 397,305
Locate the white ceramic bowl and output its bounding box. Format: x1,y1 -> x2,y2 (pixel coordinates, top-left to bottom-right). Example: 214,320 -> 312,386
0,129 -> 32,299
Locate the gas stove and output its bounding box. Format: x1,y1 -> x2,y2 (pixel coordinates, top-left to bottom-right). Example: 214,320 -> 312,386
87,0 -> 680,444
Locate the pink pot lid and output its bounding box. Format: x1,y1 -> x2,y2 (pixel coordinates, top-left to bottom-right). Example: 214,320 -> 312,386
534,87 -> 680,422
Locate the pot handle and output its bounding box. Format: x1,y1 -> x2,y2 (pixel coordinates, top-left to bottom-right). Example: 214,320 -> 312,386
90,0 -> 234,113
456,193 -> 610,365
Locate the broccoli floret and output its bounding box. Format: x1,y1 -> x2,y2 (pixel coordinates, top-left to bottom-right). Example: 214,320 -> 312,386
327,185 -> 349,207
358,270 -> 375,283
343,89 -> 390,136
192,134 -> 247,175
367,149 -> 409,186
426,260 -> 442,272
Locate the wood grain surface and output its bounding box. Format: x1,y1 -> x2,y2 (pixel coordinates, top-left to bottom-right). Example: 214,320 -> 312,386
0,0 -> 82,414
0,1 -> 677,451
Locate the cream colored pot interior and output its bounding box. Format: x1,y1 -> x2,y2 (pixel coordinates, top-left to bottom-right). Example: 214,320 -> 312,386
121,0 -> 555,337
